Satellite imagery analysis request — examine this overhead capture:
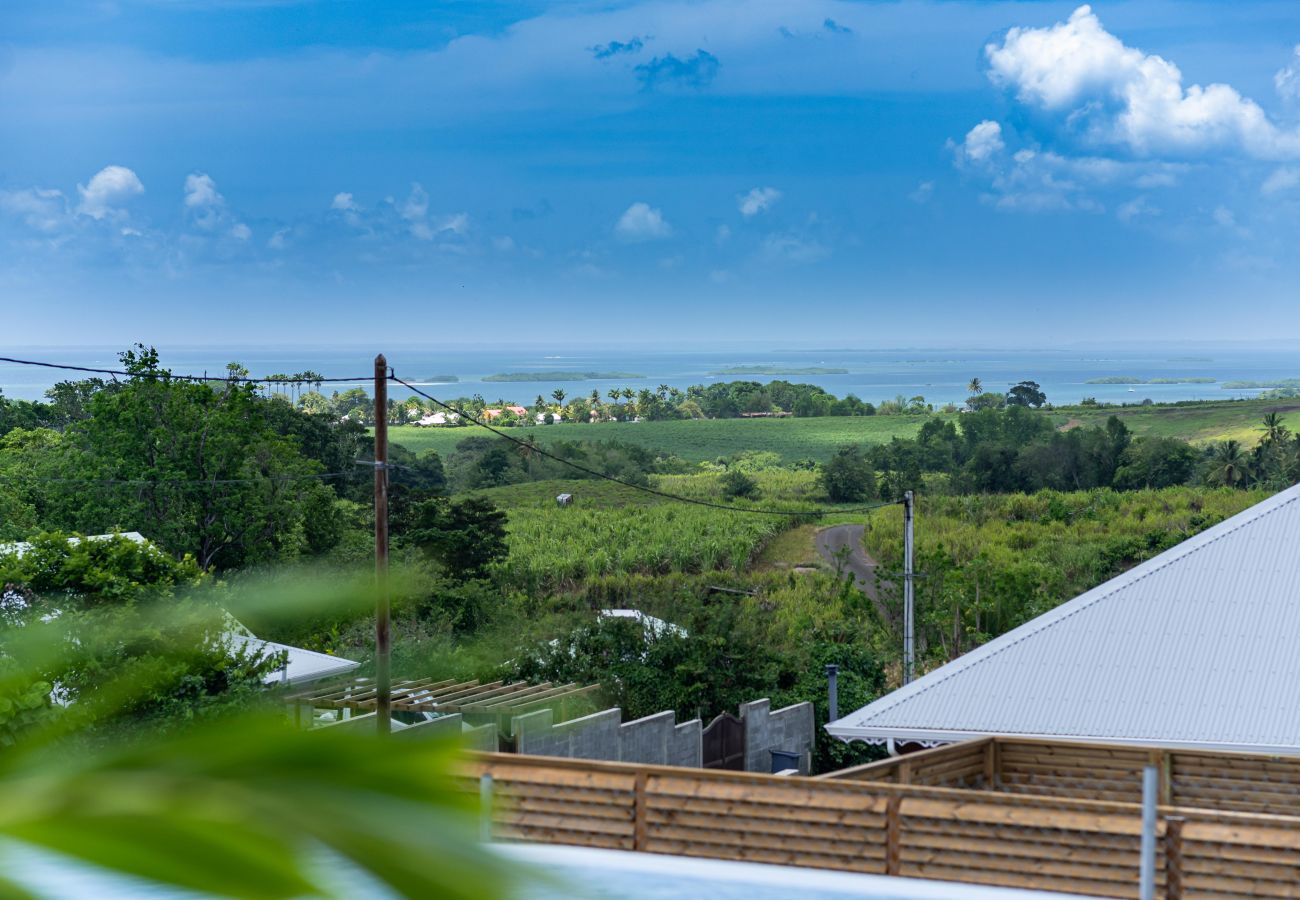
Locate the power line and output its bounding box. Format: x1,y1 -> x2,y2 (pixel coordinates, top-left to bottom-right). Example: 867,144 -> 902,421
390,373 -> 898,518
0,355 -> 370,386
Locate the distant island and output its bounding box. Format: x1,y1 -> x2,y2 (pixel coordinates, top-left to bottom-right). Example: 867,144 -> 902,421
483,371 -> 645,382
1222,378 -> 1300,390
1085,376 -> 1216,385
709,366 -> 851,376
422,374 -> 458,383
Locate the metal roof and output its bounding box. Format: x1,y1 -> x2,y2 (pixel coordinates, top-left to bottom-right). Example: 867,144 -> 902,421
827,482 -> 1300,754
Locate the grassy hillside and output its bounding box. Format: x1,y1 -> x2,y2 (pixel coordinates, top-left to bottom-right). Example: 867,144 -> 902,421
1052,399 -> 1300,446
390,414 -> 938,463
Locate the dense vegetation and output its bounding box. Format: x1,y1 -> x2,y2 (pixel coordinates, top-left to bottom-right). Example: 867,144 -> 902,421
3,347 -> 1298,775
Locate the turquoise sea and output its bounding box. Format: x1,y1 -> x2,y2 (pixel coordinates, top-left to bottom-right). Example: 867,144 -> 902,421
2,343 -> 1298,407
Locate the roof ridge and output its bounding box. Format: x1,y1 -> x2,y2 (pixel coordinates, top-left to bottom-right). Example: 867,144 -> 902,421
854,485 -> 1300,727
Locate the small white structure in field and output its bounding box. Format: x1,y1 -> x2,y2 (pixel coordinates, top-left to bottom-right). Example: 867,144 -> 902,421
598,608 -> 687,638
555,493 -> 573,507
416,411 -> 459,427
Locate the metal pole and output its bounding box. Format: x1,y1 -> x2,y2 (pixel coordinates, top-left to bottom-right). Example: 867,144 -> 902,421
1139,764 -> 1158,900
374,354 -> 391,736
903,490 -> 915,686
825,664 -> 839,723
479,773 -> 494,842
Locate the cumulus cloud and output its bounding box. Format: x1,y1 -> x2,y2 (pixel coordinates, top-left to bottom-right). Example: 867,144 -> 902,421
183,173 -> 223,209
230,222 -> 252,241
635,50 -> 719,91
1276,47 -> 1300,101
331,192 -> 357,211
399,183 -> 429,222
738,186 -> 781,217
615,202 -> 672,240
1262,167 -> 1300,195
986,5 -> 1300,158
760,233 -> 829,263
1117,196 -> 1159,223
958,121 -> 1005,164
77,165 -> 144,220
1,188 -> 70,232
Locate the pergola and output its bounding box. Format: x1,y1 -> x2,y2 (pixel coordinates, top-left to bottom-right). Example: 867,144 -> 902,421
287,677 -> 601,731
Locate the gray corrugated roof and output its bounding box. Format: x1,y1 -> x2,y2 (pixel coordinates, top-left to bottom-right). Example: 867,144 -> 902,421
827,483 -> 1300,754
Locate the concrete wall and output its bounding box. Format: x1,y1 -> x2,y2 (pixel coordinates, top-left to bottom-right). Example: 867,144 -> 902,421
739,699 -> 815,775
512,707 -> 702,767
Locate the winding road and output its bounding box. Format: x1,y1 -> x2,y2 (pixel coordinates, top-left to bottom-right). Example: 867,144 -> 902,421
815,524 -> 890,620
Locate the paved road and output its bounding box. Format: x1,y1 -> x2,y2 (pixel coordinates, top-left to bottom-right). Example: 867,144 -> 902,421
815,524 -> 889,619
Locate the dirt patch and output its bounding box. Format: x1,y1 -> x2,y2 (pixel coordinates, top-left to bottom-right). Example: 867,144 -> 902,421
1057,418 -> 1083,432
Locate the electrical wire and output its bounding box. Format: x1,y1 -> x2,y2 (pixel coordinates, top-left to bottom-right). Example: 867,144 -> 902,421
390,373 -> 899,518
0,355 -> 369,385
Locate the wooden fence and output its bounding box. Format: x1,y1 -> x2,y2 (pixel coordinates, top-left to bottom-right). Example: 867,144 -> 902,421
463,751 -> 1300,899
821,736 -> 1300,818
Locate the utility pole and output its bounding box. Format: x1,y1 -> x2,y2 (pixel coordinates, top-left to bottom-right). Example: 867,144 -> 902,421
374,354 -> 391,735
903,490 -> 915,686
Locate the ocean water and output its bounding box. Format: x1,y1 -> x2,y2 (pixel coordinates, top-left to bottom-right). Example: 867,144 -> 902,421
2,344 -> 1298,407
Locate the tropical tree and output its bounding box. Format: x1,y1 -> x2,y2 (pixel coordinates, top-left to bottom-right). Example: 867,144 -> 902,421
551,388 -> 567,408
1263,411 -> 1290,445
967,378 -> 983,396
657,384 -> 670,402
1205,440 -> 1250,487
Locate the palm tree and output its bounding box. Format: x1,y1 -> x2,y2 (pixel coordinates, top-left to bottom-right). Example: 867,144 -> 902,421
967,377 -> 983,396
657,383 -> 670,402
1207,440 -> 1249,487
607,388 -> 621,411
1263,411 -> 1289,445
551,388 -> 567,407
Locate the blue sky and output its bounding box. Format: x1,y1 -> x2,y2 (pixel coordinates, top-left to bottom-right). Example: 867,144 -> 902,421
3,1 -> 1300,346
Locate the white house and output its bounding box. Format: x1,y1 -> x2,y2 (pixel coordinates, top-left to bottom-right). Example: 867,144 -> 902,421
827,482 -> 1300,755
415,411 -> 460,427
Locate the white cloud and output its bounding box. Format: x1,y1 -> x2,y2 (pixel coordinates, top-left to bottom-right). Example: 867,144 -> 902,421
268,228 -> 290,250
1276,46 -> 1300,101
738,186 -> 781,217
1117,196 -> 1158,223
615,202 -> 671,240
1,188 -> 69,232
77,165 -> 144,219
959,120 -> 1004,163
440,212 -> 469,236
399,184 -> 429,221
331,192 -> 357,211
909,181 -> 934,203
760,232 -> 828,263
492,235 -> 516,252
986,5 -> 1300,158
230,222 -> 252,241
183,173 -> 223,209
1262,167 -> 1300,195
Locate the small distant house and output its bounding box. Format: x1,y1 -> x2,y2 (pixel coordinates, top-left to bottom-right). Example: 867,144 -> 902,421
555,493 -> 573,507
481,408 -> 504,421
536,412 -> 563,424
416,411 -> 459,427
506,405 -> 528,417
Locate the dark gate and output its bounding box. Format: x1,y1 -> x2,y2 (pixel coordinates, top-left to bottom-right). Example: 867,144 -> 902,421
702,713 -> 746,770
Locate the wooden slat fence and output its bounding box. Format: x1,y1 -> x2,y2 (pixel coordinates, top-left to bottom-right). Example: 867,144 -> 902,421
823,737 -> 1300,818
462,752 -> 1300,899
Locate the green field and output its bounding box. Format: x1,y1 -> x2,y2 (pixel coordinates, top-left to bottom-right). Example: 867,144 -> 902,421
389,414 -> 937,463
1052,399 -> 1300,446
386,398 -> 1300,466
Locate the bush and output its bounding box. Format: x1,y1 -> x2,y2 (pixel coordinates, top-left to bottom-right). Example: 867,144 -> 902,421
821,445 -> 876,503
720,469 -> 760,500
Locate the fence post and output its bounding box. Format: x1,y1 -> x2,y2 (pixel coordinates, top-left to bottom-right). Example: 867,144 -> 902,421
479,773 -> 494,843
1164,816 -> 1185,900
885,795 -> 902,876
983,738 -> 1000,789
633,771 -> 648,852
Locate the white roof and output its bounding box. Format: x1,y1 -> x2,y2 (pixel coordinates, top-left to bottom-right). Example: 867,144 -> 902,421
226,631 -> 361,687
827,483 -> 1300,755
1,532 -> 148,558
599,608 -> 686,638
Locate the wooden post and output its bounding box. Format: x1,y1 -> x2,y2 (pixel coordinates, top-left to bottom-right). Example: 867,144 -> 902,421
374,354 -> 391,736
1164,816 -> 1184,900
1160,751 -> 1173,806
897,760 -> 913,785
633,771 -> 648,852
983,738 -> 1001,790
885,795 -> 902,876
